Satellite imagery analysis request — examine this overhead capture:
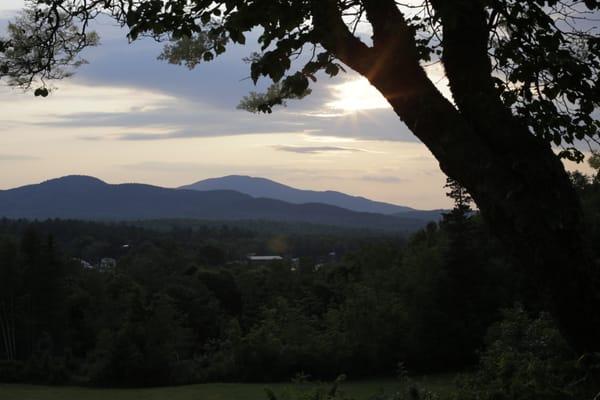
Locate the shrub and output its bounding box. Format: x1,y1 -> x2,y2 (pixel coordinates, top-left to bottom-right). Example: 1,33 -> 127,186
0,360 -> 26,383
452,306 -> 600,400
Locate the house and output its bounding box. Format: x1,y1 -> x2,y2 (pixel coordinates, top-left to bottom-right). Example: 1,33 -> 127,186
99,257 -> 117,270
247,255 -> 283,265
74,258 -> 94,269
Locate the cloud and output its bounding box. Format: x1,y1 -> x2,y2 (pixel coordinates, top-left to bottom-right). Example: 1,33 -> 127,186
117,161 -> 208,172
113,129 -> 290,141
117,161 -> 365,182
273,145 -> 366,154
18,21 -> 419,143
361,175 -> 407,183
45,104 -> 418,143
0,154 -> 38,161
6,18 -> 419,144
72,26 -> 275,109
0,2 -> 22,18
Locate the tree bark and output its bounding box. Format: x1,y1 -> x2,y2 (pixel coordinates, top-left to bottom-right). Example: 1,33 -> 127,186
377,57 -> 600,355
313,0 -> 600,354
0,301 -> 14,361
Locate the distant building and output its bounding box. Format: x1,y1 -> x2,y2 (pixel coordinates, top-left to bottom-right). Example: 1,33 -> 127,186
99,257 -> 117,271
247,255 -> 283,265
290,258 -> 300,272
75,257 -> 116,272
74,258 -> 94,270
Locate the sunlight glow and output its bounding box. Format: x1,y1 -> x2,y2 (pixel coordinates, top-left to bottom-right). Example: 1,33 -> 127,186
326,78 -> 391,112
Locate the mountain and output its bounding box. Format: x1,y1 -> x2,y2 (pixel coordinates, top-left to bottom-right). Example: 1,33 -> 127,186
0,176 -> 431,232
180,175 -> 419,214
395,209 -> 446,221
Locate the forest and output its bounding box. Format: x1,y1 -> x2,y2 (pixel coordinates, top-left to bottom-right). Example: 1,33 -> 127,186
0,162 -> 599,399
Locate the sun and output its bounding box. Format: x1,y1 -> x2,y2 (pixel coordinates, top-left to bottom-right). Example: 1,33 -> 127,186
326,78 -> 391,112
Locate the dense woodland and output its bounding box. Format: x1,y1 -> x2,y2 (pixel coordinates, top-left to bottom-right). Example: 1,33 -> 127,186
0,162 -> 598,399
0,163 -> 600,400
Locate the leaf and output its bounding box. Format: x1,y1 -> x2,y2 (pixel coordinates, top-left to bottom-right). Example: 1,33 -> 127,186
200,12 -> 211,24
325,64 -> 339,77
128,27 -> 139,41
250,62 -> 261,84
203,51 -> 214,61
229,30 -> 245,45
266,62 -> 285,83
34,87 -> 49,97
214,44 -> 226,55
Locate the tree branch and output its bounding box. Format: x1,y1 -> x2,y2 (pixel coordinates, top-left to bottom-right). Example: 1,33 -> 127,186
429,1 -> 516,146
363,0 -> 408,49
309,0 -> 374,76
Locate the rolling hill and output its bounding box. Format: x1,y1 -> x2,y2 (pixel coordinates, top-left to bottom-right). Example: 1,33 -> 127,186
183,175 -> 417,213
0,176 -> 433,232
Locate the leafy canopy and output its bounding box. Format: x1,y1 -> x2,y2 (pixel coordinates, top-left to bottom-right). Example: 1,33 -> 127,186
2,0 -> 599,158
0,5 -> 98,96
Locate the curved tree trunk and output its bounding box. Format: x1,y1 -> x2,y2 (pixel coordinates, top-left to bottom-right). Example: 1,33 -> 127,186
374,48 -> 600,356
372,55 -> 600,354
312,0 -> 600,354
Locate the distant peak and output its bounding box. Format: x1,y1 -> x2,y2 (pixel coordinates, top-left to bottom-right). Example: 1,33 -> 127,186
183,175 -> 287,188
42,175 -> 107,185
180,175 -> 415,215
210,175 -> 270,182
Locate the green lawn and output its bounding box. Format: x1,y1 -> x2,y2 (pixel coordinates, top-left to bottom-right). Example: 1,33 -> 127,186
0,376 -> 457,400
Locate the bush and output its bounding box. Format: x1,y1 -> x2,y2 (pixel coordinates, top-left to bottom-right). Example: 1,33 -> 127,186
24,353 -> 69,385
0,360 -> 26,383
452,306 -> 600,400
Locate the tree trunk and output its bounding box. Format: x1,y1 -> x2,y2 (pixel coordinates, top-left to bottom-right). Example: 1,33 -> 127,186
0,301 -> 14,361
368,56 -> 600,354
313,0 -> 599,354
0,303 -> 10,360
9,299 -> 16,361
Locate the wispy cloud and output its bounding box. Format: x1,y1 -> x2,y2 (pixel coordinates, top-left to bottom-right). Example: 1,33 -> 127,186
33,94 -> 419,143
273,145 -> 367,154
115,130 -> 210,141
81,128 -> 301,141
361,175 -> 407,183
118,161 -> 208,172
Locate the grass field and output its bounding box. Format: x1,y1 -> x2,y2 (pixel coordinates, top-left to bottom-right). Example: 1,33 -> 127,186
0,375 -> 457,400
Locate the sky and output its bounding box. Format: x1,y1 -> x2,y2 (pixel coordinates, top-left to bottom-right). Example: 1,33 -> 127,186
0,2 -> 594,210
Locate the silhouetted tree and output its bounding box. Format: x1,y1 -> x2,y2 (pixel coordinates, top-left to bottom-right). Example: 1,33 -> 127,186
590,151 -> 600,184
443,178 -> 473,226
0,7 -> 98,94
0,238 -> 19,361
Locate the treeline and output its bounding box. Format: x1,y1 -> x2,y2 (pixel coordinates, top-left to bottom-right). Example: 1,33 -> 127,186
0,218 -> 403,267
0,165 -> 598,387
0,211 -> 513,385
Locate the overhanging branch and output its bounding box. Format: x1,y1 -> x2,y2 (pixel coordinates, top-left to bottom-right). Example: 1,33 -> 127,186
309,0 -> 374,75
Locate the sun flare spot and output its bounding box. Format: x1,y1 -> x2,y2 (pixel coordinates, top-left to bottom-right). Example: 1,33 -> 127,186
326,78 -> 391,112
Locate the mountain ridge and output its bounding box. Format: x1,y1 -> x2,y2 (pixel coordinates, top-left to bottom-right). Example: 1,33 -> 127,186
180,175 -> 428,215
0,175 -> 437,232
